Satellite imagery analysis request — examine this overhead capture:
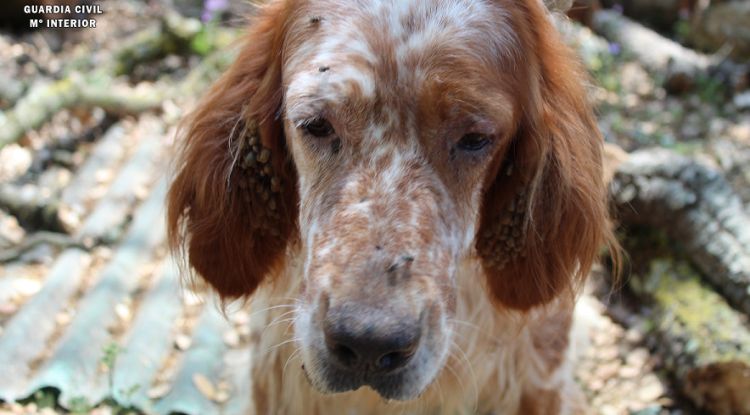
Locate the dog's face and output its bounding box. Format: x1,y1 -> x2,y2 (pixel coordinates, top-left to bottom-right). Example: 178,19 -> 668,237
168,0 -> 613,403
282,0 -> 518,399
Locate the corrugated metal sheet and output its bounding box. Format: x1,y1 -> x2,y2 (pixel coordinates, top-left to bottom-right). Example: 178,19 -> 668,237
0,118 -> 253,415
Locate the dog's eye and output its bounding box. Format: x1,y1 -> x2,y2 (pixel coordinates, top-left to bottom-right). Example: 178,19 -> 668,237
457,133 -> 490,151
303,118 -> 334,138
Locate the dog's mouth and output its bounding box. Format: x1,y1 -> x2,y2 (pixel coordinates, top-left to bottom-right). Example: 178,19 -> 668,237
300,358 -> 431,401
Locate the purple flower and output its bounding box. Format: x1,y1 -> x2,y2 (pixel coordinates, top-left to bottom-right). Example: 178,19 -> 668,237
202,0 -> 229,22
608,42 -> 621,56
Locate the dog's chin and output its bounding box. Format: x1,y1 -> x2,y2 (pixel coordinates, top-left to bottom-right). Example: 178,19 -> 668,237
301,360 -> 433,401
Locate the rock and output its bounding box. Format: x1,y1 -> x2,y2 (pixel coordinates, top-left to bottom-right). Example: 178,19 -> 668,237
147,383 -> 170,399
0,144 -> 31,182
637,374 -> 666,401
544,0 -> 574,13
174,334 -> 192,351
222,329 -> 240,348
0,210 -> 24,246
734,91 -> 750,110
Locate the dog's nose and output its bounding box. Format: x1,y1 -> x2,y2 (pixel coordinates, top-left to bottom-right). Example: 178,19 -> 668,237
323,304 -> 421,373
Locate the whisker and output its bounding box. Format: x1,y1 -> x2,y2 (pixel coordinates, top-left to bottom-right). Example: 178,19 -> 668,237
247,303 -> 298,319
447,318 -> 480,332
451,340 -> 480,414
262,337 -> 300,356
443,359 -> 468,404
282,347 -> 302,378
266,309 -> 298,327
434,376 -> 446,413
268,296 -> 303,304
266,317 -> 297,328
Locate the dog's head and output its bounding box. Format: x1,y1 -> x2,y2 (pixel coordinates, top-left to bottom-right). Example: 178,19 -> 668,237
168,0 -> 614,400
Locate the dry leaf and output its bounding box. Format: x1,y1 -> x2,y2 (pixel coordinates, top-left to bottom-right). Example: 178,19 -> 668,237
147,383 -> 171,399
193,373 -> 216,400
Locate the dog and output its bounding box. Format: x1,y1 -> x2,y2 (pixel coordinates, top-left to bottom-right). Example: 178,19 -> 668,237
167,0 -> 617,413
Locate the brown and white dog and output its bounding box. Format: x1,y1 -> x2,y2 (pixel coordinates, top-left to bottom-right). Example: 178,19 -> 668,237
167,0 -> 617,413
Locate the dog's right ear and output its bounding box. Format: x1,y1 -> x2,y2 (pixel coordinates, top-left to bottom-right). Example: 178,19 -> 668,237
167,1 -> 297,300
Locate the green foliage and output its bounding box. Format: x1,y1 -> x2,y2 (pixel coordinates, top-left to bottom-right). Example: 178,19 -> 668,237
190,24 -> 218,56
694,75 -> 727,105
20,389 -> 58,410
69,396 -> 93,415
190,22 -> 237,56
589,51 -> 622,94
98,341 -> 144,414
101,341 -> 122,371
120,383 -> 141,400
101,397 -> 143,415
673,19 -> 692,45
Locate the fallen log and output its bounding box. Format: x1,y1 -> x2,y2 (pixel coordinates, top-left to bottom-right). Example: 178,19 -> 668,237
610,148 -> 750,316
591,9 -> 747,94
0,231 -> 86,263
0,13 -> 239,150
626,258 -> 750,415
566,0 -> 600,26
689,2 -> 750,60
0,77 -> 165,149
0,183 -> 65,232
0,46 -> 234,236
609,148 -> 750,414
111,12 -> 235,75
598,0 -> 692,30
0,74 -> 25,108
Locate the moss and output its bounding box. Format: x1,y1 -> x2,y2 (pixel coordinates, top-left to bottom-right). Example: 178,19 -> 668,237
640,259 -> 750,367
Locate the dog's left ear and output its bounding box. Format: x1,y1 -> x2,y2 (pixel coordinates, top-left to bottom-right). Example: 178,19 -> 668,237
477,0 -> 617,310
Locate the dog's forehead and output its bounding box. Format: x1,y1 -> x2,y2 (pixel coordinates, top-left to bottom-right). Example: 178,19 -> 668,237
283,0 -> 518,122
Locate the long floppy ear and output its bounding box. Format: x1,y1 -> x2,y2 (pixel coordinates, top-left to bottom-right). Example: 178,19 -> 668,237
167,1 -> 297,299
476,0 -> 617,310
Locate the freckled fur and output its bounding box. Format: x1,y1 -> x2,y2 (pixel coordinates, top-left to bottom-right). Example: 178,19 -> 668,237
167,0 -> 619,413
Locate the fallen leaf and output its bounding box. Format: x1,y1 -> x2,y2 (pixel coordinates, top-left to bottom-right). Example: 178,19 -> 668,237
193,373 -> 216,400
